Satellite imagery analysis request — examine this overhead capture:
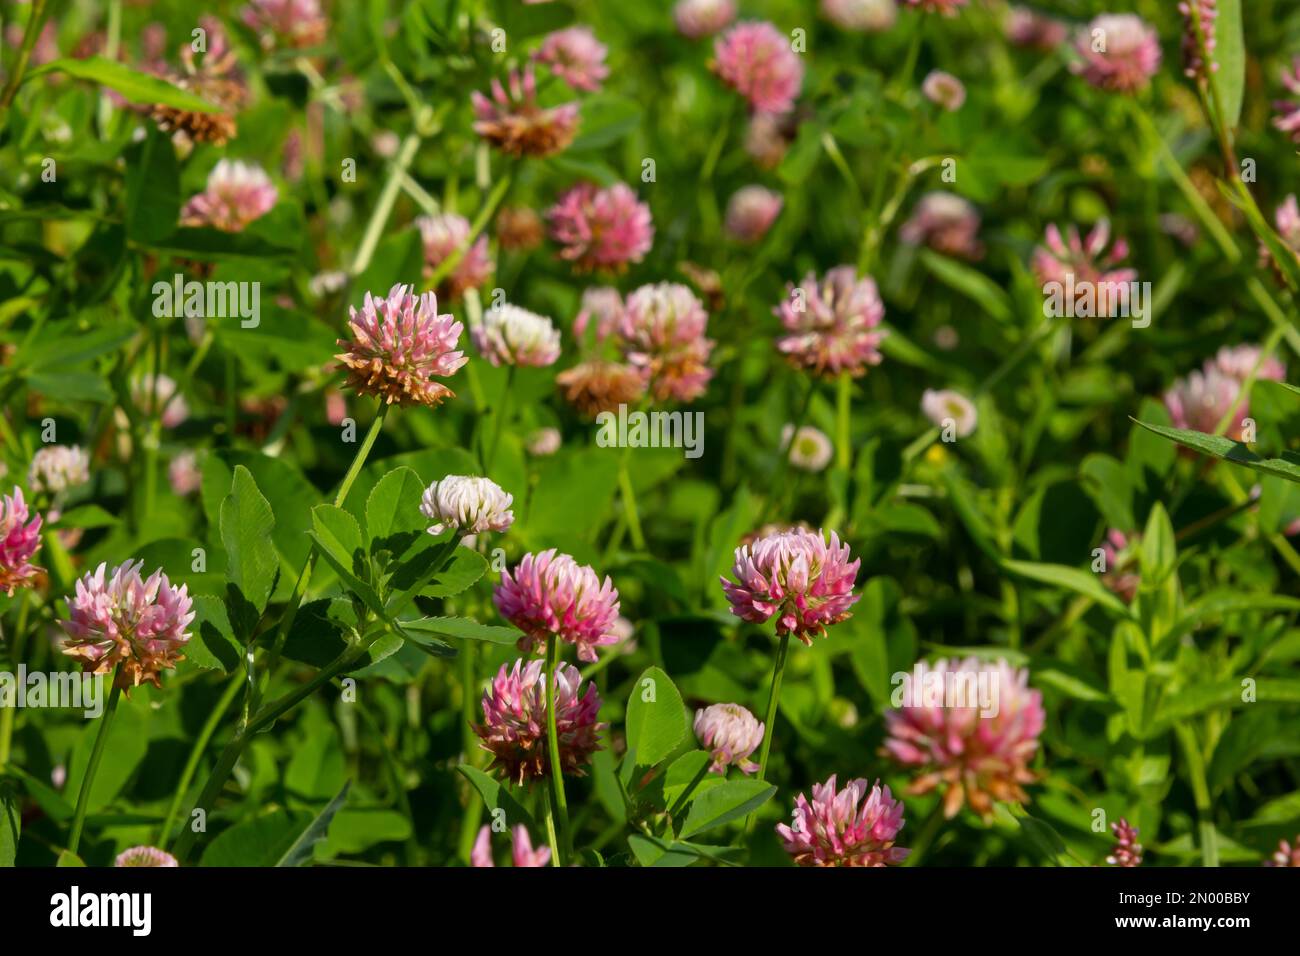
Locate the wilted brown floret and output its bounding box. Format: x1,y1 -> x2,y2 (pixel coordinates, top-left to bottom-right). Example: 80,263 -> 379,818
496,206 -> 546,252
149,75 -> 243,146
556,359 -> 646,418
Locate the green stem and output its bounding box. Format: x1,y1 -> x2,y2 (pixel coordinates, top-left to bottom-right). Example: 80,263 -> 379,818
1128,98 -> 1300,357
456,640 -> 483,862
0,0 -> 49,112
700,98 -> 736,183
261,402 -> 388,693
68,680 -> 123,855
141,324 -> 163,525
1127,99 -> 1239,262
174,400 -> 387,862
1188,0 -> 1238,174
756,632 -> 791,782
902,799 -> 946,867
334,403 -> 389,509
544,635 -> 571,865
820,131 -> 864,206
96,0 -> 121,132
485,364 -> 514,471
1175,724 -> 1219,867
351,134 -> 421,277
835,372 -> 851,473
1212,325 -> 1283,436
859,156 -> 943,274
893,18 -> 924,96
541,785 -> 562,868
172,643 -> 368,862
770,376 -> 815,519
0,592 -> 32,771
224,353 -> 237,437
425,174 -> 513,293
158,673 -> 243,849
616,456 -> 646,552
351,694 -> 420,865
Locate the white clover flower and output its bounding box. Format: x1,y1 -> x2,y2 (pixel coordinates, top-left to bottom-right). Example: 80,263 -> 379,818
473,304 -> 562,368
921,388 -> 978,438
28,445 -> 90,495
781,424 -> 834,472
526,427 -> 562,456
420,476 -> 514,536
309,270 -> 348,298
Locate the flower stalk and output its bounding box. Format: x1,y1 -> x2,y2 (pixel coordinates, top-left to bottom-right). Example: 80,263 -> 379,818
755,632 -> 790,782
68,679 -> 123,855
544,634 -> 571,865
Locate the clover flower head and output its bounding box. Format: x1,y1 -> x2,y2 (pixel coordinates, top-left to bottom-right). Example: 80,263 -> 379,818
1164,366 -> 1242,437
474,303 -> 562,368
921,389 -> 978,438
241,0 -> 327,49
180,159 -> 277,232
694,703 -> 765,774
420,476 -> 514,536
1163,344 -> 1283,441
882,657 -> 1044,819
1032,220 -> 1137,315
0,487 -> 43,596
496,206 -> 546,251
28,445 -> 90,496
900,191 -> 984,260
149,16 -> 244,147
178,15 -> 238,79
556,359 -> 647,417
471,824 -> 552,867
309,270 -> 349,299
132,373 -> 189,429
776,776 -> 910,866
526,427 -> 562,457
494,550 -> 622,662
534,26 -> 609,92
781,424 -> 833,472
547,181 -> 654,272
1072,14 -> 1161,94
415,212 -> 493,300
744,110 -> 801,168
574,286 -> 625,342
61,560 -> 195,690
774,266 -> 886,379
474,658 -> 605,784
721,527 -> 860,644
1212,344 -> 1286,385
336,284 -> 467,408
724,185 -> 783,243
1006,6 -> 1068,50
713,21 -> 805,115
821,0 -> 898,33
903,0 -> 968,15
169,450 -> 202,497
115,846 -> 179,867
674,0 -> 737,39
472,65 -> 580,158
922,70 -> 966,111
619,282 -> 715,403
